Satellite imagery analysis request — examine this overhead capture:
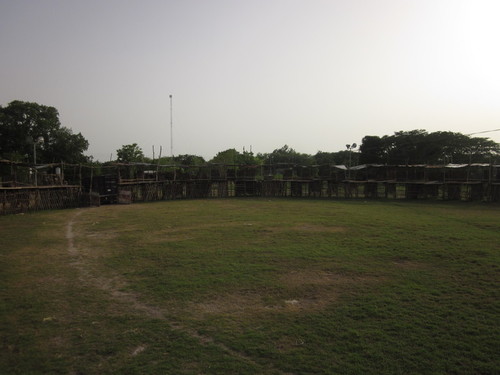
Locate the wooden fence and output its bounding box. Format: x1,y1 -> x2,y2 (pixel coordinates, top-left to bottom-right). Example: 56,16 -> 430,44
0,186 -> 97,215
1,162 -> 500,215
116,179 -> 500,203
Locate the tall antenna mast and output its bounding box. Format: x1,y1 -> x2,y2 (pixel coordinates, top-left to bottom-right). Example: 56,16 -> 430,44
169,94 -> 173,158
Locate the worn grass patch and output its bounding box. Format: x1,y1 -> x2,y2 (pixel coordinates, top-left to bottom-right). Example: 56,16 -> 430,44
1,199 -> 499,374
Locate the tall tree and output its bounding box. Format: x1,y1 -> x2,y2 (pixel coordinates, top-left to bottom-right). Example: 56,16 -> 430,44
173,154 -> 206,166
359,135 -> 390,164
116,143 -> 144,162
210,148 -> 260,165
210,148 -> 240,164
0,100 -> 89,163
261,145 -> 313,165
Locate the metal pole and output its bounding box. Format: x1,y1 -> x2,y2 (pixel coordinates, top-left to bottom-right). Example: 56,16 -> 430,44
169,94 -> 173,158
170,94 -> 176,181
348,149 -> 352,180
34,142 -> 37,186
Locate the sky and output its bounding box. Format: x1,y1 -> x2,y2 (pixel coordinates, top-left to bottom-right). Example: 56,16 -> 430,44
1,0 -> 499,161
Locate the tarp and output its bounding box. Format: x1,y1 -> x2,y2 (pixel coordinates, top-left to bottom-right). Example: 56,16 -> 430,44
332,165 -> 347,170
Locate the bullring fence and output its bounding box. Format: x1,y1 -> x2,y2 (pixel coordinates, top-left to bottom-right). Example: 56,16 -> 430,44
1,160 -> 499,215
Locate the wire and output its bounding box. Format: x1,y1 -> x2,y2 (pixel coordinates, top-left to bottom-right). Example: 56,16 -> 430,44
466,128 -> 500,136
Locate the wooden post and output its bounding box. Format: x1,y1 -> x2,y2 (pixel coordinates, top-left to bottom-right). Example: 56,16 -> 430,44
89,166 -> 93,195
11,162 -> 16,187
79,164 -> 82,189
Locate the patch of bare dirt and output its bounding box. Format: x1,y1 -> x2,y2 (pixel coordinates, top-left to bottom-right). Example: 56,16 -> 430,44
190,293 -> 266,316
391,257 -> 424,269
84,232 -> 118,241
189,290 -> 333,316
189,270 -> 382,317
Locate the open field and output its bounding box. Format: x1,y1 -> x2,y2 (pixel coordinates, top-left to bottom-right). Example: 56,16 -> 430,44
1,199 -> 499,374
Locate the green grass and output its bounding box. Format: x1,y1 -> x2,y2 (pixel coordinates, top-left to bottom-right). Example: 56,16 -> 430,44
1,199 -> 499,374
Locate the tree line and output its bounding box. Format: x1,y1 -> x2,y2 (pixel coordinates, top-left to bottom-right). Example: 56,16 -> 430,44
1,100 -> 498,167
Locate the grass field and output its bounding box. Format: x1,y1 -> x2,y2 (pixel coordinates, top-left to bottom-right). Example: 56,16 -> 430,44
1,198 -> 499,374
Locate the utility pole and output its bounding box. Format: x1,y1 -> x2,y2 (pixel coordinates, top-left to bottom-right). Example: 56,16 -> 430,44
169,94 -> 173,158
170,94 -> 176,181
346,143 -> 357,179
33,136 -> 44,186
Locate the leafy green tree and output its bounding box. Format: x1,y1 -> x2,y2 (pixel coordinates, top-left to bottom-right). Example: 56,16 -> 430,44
261,145 -> 313,165
0,100 -> 89,163
431,132 -> 499,163
210,149 -> 238,164
387,130 -> 429,164
238,150 -> 261,165
359,130 -> 499,165
210,148 -> 260,165
359,136 -> 389,164
45,127 -> 90,164
116,143 -> 144,162
173,154 -> 206,166
314,150 -> 359,166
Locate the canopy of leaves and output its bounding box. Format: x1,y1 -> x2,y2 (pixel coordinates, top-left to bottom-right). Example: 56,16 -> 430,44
0,100 -> 89,163
359,130 -> 499,165
116,143 -> 144,163
173,154 -> 206,166
313,150 -> 359,166
259,145 -> 313,165
210,148 -> 260,165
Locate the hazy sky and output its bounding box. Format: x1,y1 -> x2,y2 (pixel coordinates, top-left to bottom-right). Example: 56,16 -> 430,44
1,0 -> 499,161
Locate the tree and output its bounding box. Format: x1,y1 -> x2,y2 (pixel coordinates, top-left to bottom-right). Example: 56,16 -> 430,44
314,150 -> 359,166
173,154 -> 206,166
359,130 -> 499,165
210,148 -> 240,164
431,132 -> 499,164
116,143 -> 144,162
387,130 -> 429,164
359,136 -> 389,164
261,145 -> 313,165
0,100 -> 89,163
210,148 -> 260,165
314,151 -> 337,165
45,127 -> 90,164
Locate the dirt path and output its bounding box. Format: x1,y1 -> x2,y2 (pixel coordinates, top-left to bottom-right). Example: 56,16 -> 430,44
65,210 -> 291,374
